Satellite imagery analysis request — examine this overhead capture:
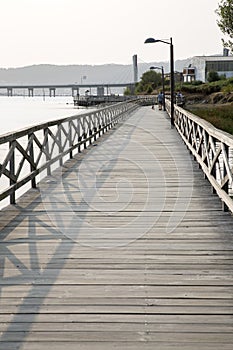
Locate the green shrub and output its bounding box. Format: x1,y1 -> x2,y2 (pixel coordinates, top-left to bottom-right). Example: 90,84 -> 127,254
146,84 -> 153,94
222,85 -> 233,93
124,87 -> 131,96
207,71 -> 220,82
135,82 -> 144,94
191,80 -> 203,85
200,83 -> 221,94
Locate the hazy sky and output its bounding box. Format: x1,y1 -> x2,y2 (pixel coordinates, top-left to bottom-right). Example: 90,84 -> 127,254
0,0 -> 224,68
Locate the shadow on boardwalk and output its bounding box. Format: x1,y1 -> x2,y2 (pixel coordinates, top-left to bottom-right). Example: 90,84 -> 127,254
0,106 -> 233,350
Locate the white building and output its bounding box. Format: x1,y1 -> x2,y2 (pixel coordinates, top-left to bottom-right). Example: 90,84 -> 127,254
183,50 -> 233,83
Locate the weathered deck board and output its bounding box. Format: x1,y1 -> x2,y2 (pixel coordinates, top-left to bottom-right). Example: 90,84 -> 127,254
0,106 -> 233,349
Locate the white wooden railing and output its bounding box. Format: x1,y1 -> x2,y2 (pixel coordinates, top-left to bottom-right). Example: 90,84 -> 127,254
0,100 -> 141,206
172,103 -> 233,213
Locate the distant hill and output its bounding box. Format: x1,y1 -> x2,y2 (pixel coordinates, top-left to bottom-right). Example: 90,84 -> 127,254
0,59 -> 191,85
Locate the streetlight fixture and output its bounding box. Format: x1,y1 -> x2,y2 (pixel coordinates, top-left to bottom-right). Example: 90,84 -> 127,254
144,37 -> 174,127
150,66 -> 165,111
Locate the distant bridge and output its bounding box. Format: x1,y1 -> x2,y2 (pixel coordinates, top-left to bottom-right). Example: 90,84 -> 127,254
0,83 -> 135,97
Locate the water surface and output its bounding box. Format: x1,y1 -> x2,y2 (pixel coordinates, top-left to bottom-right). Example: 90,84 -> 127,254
0,96 -> 85,136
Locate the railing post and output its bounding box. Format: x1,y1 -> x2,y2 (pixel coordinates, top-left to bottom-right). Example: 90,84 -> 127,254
83,133 -> 87,149
77,118 -> 82,153
89,130 -> 92,144
211,137 -> 217,194
94,127 -> 97,141
69,121 -> 73,159
44,128 -> 51,176
87,116 -> 92,145
28,133 -> 36,188
222,144 -> 229,212
104,112 -> 108,133
9,141 -> 16,205
83,117 -> 87,149
58,124 -> 63,167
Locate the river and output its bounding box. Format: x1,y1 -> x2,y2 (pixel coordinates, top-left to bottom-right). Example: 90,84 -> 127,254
0,95 -> 87,136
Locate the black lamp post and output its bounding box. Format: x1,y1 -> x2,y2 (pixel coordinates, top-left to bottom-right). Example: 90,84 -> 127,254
145,37 -> 175,127
150,65 -> 165,111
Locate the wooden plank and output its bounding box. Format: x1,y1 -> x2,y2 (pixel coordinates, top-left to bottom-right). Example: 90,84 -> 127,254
1,303 -> 233,314
2,313 -> 233,324
1,321 -> 233,333
1,343 -> 233,350
1,330 -> 233,342
2,297 -> 233,307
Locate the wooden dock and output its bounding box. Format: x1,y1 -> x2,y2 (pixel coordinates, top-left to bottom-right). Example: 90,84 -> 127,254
73,94 -> 130,106
1,106 -> 233,349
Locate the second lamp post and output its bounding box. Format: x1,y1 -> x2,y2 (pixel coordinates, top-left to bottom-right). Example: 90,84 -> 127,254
145,37 -> 175,127
150,66 -> 165,111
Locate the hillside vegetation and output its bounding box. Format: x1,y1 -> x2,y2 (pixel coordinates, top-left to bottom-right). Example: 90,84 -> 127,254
183,78 -> 233,135
182,77 -> 233,98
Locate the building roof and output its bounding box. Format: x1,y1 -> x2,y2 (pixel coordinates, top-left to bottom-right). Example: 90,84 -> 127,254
193,55 -> 233,62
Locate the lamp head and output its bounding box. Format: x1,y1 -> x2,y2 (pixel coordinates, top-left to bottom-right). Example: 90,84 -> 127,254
144,38 -> 171,45
150,66 -> 161,70
144,38 -> 159,44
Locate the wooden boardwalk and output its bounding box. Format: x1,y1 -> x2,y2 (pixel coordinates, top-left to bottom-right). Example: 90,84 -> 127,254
1,106 -> 233,349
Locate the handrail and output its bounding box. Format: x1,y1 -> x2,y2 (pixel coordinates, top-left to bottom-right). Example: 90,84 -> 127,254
0,99 -> 141,206
173,103 -> 233,213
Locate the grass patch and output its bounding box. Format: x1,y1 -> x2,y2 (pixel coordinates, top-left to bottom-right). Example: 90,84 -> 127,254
187,103 -> 233,135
